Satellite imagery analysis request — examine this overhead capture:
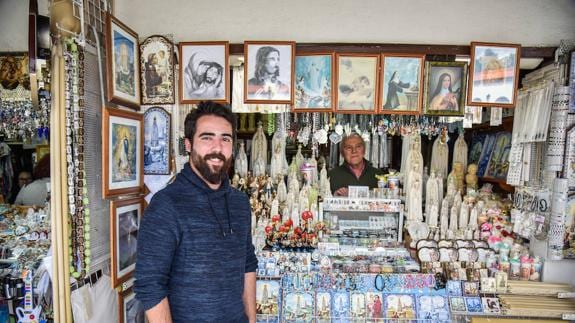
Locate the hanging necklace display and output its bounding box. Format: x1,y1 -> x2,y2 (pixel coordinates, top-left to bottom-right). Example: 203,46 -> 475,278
64,42 -> 90,279
370,125 -> 379,167
453,132 -> 468,172
235,141 -> 249,178
546,86 -> 570,171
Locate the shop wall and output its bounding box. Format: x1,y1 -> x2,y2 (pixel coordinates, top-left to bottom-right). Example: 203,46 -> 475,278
0,0 -> 28,51
115,0 -> 575,46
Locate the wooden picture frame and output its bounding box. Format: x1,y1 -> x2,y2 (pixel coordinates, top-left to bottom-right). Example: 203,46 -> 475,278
102,107 -> 144,198
105,14 -> 141,110
143,106 -> 171,175
118,287 -> 146,323
467,42 -> 521,108
111,196 -> 145,288
423,61 -> 468,116
335,53 -> 380,114
244,41 -> 295,104
380,53 -> 424,115
293,52 -> 335,112
139,35 -> 175,105
179,41 -> 229,104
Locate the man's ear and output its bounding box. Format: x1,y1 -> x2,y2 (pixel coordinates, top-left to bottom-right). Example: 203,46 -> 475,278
184,138 -> 192,154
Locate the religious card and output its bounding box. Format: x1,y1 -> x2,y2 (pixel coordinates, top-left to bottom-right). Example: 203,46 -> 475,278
385,294 -> 417,321
331,291 -> 350,322
449,296 -> 467,313
463,281 -> 479,296
417,295 -> 450,322
447,280 -> 462,296
315,292 -> 331,323
256,280 -> 280,322
481,297 -> 501,314
366,292 -> 384,321
465,297 -> 483,313
282,292 -> 314,322
481,277 -> 497,294
350,292 -> 367,319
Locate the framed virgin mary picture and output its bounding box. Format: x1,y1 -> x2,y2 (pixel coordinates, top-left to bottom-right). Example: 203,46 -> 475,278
293,53 -> 334,112
335,53 -> 380,114
244,41 -> 295,104
380,54 -> 424,115
467,42 -> 521,108
424,61 -> 468,116
103,107 -> 144,198
106,14 -> 140,110
111,197 -> 145,288
179,41 -> 229,104
139,35 -> 175,105
143,107 -> 171,175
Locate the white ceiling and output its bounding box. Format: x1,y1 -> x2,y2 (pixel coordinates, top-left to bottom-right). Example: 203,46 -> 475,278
115,0 -> 575,47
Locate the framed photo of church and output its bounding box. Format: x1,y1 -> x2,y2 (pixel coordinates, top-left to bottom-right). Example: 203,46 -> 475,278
143,107 -> 171,175
467,42 -> 521,108
105,14 -> 140,110
139,35 -> 175,105
423,61 -> 468,116
380,54 -> 424,115
111,196 -> 144,288
244,41 -> 295,104
179,41 -> 229,104
103,107 -> 144,198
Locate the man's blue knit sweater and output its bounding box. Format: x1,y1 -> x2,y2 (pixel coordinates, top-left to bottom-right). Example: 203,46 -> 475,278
135,163 -> 258,322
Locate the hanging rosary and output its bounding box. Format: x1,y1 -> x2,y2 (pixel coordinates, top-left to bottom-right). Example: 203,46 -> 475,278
64,40 -> 90,280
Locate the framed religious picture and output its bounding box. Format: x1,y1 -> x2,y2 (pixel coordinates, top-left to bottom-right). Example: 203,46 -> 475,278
244,41 -> 295,104
467,42 -> 521,108
143,107 -> 171,175
139,35 -> 175,105
335,53 -> 380,113
385,294 -> 417,320
424,61 -> 468,116
293,53 -> 334,112
118,287 -> 146,323
105,14 -> 140,110
380,54 -> 424,115
0,54 -> 30,90
256,279 -> 280,321
179,41 -> 229,104
102,107 -> 144,198
110,196 -> 145,288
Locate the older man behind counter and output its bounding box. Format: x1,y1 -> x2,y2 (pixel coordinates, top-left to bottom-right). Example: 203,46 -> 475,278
328,133 -> 385,197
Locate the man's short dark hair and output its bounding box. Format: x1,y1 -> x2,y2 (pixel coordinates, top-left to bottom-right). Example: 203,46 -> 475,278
184,101 -> 237,144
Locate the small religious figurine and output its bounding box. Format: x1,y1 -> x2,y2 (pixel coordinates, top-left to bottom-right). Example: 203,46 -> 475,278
231,173 -> 240,188
452,162 -> 465,192
465,163 -> 478,191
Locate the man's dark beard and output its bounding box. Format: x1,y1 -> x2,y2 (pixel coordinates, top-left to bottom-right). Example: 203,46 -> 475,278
191,150 -> 231,184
